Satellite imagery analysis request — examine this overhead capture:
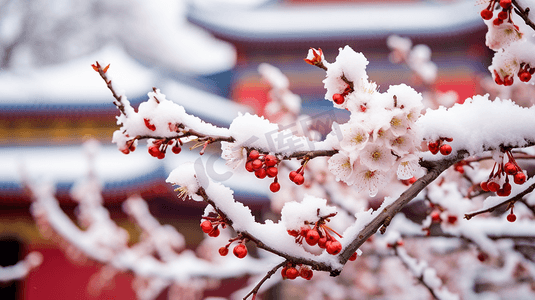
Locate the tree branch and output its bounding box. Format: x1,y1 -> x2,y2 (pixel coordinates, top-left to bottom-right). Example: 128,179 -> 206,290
464,180 -> 535,220
242,260 -> 287,300
512,0 -> 535,32
338,150 -> 470,265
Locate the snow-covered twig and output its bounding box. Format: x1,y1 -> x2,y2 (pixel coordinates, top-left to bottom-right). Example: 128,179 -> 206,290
392,245 -> 459,300
0,252 -> 43,282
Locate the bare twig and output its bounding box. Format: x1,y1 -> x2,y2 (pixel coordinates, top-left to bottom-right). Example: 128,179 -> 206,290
92,62 -> 128,117
243,260 -> 287,300
512,0 -> 535,32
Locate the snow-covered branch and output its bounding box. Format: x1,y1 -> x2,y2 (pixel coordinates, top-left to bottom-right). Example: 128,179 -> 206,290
392,244 -> 459,300
0,252 -> 42,283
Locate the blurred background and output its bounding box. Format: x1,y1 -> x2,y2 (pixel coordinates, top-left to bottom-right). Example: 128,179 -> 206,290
0,0 -> 492,299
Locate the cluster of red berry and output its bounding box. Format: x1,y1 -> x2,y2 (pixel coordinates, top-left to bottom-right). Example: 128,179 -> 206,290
480,0 -> 514,23
281,263 -> 314,280
200,213 -> 227,238
480,150 -> 527,197
287,221 -> 344,256
427,138 -> 453,156
244,150 -> 281,192
201,213 -> 250,258
119,137 -> 137,154
218,237 -> 248,259
288,164 -> 306,186
430,210 -> 458,225
139,118 -> 183,159
332,83 -> 354,105
147,139 -> 182,159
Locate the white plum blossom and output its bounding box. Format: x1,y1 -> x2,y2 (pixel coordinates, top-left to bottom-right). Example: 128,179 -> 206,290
328,152 -> 355,185
221,142 -> 247,169
359,144 -> 397,172
352,166 -> 388,197
397,154 -> 420,180
338,120 -> 370,152
319,45 -> 424,196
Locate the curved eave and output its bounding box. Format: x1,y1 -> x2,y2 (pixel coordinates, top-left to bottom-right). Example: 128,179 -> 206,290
188,1 -> 485,43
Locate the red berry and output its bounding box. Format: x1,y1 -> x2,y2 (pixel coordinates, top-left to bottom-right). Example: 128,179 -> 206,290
439,144 -> 452,155
305,230 -> 320,246
500,0 -> 512,9
514,172 -> 526,184
480,181 -> 489,191
503,182 -> 512,192
148,145 -> 161,157
332,93 -> 345,105
157,151 -> 166,159
208,227 -> 220,237
504,162 -> 518,175
251,159 -> 263,170
481,9 -> 493,20
496,188 -> 511,197
431,211 -> 442,223
507,212 -> 517,222
317,237 -> 328,248
477,252 -> 488,262
269,181 -> 281,193
300,268 -> 313,280
255,168 -> 267,179
120,147 -> 130,155
266,166 -> 278,178
293,173 -> 305,185
144,118 -> 156,131
171,145 -> 181,154
289,171 -> 298,181
493,17 -> 504,26
245,161 -> 254,172
219,247 -> 229,256
498,10 -> 508,20
287,230 -> 299,237
264,155 -> 278,166
349,252 -> 358,261
326,240 -> 342,255
447,215 -> 458,224
487,181 -> 500,192
428,141 -> 439,155
281,266 -> 287,278
504,75 -> 514,86
299,226 -> 310,237
233,244 -> 248,258
519,71 -> 532,82
200,220 -> 213,233
285,267 -> 299,280
248,150 -> 260,160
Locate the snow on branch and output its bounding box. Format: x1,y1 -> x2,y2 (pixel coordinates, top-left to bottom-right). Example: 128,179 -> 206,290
24,140 -> 271,299
89,36 -> 535,297
0,252 -> 42,283
392,242 -> 459,300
